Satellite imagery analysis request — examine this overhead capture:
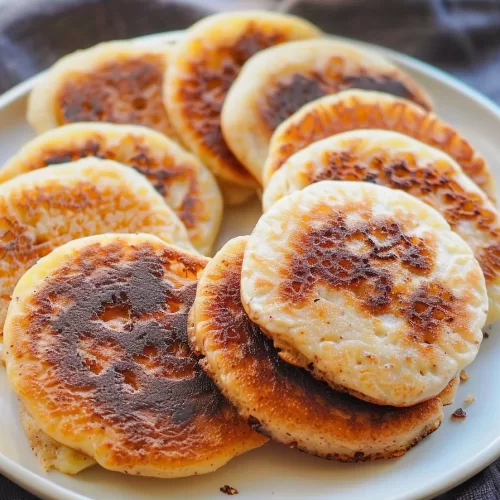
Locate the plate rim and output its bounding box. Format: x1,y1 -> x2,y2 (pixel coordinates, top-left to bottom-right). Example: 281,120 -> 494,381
1,29 -> 500,500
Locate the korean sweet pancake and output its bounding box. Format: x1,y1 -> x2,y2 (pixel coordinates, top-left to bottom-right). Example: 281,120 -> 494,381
242,181 -> 487,407
262,90 -> 495,200
0,123 -> 222,254
165,10 -> 321,188
0,157 -> 193,341
191,236 -> 453,461
27,41 -> 177,139
222,39 -> 433,183
4,234 -> 266,477
263,130 -> 500,324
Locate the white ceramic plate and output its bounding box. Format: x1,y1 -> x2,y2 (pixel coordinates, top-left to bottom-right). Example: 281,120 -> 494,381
1,31 -> 500,500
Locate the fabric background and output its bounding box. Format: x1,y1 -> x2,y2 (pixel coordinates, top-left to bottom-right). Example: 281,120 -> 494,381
1,0 -> 500,498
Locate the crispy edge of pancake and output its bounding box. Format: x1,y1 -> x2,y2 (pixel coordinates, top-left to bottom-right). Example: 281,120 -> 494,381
5,233 -> 266,478
27,41 -> 170,135
0,122 -> 223,254
192,236 -> 445,461
19,403 -> 96,474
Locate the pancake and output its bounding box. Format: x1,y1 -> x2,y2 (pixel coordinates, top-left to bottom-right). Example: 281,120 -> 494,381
263,130 -> 500,324
218,180 -> 256,206
242,181 -> 487,407
192,236 -> 446,460
4,234 -> 266,477
0,123 -> 222,254
0,157 -> 194,342
27,41 -> 177,139
221,39 -> 433,183
20,404 -> 96,474
262,90 -> 495,201
165,11 -> 321,187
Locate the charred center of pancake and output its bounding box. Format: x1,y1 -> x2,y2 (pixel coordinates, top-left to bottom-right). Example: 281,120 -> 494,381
30,241 -> 223,425
38,137 -> 201,230
260,68 -> 423,132
55,54 -> 173,136
312,149 -> 500,285
178,24 -> 286,170
279,209 -> 434,312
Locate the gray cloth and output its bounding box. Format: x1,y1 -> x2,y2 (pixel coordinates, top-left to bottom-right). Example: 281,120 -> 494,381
0,0 -> 499,498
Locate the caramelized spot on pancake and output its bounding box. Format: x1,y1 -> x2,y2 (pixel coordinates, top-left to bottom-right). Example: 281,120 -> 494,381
179,24 -> 287,175
279,208 -> 433,310
405,282 -> 455,343
260,74 -> 327,131
31,137 -> 202,231
260,68 -> 426,133
303,149 -> 500,285
28,242 -> 225,429
55,55 -> 176,137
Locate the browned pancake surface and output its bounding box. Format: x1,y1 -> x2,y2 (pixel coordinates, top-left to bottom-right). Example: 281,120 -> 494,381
55,54 -> 176,138
193,237 -> 444,461
6,236 -> 264,476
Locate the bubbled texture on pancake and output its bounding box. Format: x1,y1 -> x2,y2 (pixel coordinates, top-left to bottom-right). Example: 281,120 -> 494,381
263,130 -> 500,324
19,404 -> 96,474
5,234 -> 266,477
0,123 -> 223,254
192,236 -> 444,460
262,90 -> 495,201
243,182 -> 487,407
27,41 -> 177,140
0,158 -> 194,341
221,40 -> 433,183
165,11 -> 321,187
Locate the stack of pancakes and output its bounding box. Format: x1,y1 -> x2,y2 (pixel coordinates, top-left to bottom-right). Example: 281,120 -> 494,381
1,9 -> 495,479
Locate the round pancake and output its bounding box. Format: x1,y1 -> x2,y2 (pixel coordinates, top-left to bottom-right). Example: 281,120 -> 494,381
218,180 -> 256,206
27,41 -> 177,139
262,130 -> 500,324
242,181 -> 487,407
262,90 -> 495,201
165,11 -> 321,187
0,157 -> 194,342
4,234 -> 266,478
0,123 -> 222,254
192,236 -> 446,460
221,39 -> 433,183
20,404 -> 96,474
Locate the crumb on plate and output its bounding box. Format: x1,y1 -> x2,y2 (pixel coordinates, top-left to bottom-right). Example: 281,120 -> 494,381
220,485 -> 239,496
460,370 -> 469,382
451,408 -> 467,420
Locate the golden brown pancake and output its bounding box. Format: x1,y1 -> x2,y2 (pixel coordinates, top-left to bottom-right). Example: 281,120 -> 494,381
0,123 -> 222,254
165,11 -> 321,187
4,234 -> 266,477
262,90 -> 495,201
263,130 -> 500,324
192,236 -> 446,461
221,40 -> 433,183
27,41 -> 178,140
0,158 -> 194,343
243,182 -> 487,407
